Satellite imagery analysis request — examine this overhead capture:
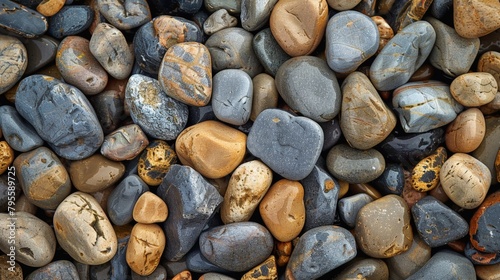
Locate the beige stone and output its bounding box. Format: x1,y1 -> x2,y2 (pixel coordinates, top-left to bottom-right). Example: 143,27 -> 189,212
36,0 -> 65,16
445,108 -> 486,153
478,51 -> 500,86
476,262 -> 500,280
133,191 -> 168,224
450,72 -> 498,107
69,154 -> 125,193
454,0 -> 500,38
250,73 -> 279,121
126,223 -> 166,276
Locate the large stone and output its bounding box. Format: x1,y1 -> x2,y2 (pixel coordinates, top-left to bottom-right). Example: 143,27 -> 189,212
454,0 -> 500,38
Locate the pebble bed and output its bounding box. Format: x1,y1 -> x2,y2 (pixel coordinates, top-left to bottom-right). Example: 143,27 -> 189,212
0,0 -> 499,279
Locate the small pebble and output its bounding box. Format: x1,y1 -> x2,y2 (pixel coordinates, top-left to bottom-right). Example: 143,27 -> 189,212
338,193 -> 373,228
333,258 -> 389,280
133,191 -> 168,224
250,73 -> 278,121
100,124 -> 149,161
97,0 -> 151,30
69,154 -> 125,193
137,140 -> 177,186
107,174 -> 149,226
0,141 -> 14,175
411,146 -> 447,192
126,223 -> 166,276
203,9 -> 237,35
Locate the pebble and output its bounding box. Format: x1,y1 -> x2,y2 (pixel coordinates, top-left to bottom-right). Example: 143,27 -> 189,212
97,0 -> 151,30
241,255 -> 277,280
411,146 -> 447,192
212,69 -> 253,125
327,0 -> 362,10
0,0 -> 48,38
275,241 -> 292,267
250,73 -> 278,121
126,223 -> 166,276
388,0 -> 433,32
340,71 -> 397,149
338,193 -> 373,228
248,109 -> 323,180
199,273 -> 236,280
252,28 -> 291,76
172,270 -> 192,280
275,56 -> 342,122
0,255 -> 22,279
69,154 -> 125,193
406,250 -> 476,279
355,194 -> 413,258
470,191 -> 500,253
220,160 -> 273,224
101,124 -> 149,161
175,120 -> 246,179
0,175 -> 19,211
47,5 -> 94,39
326,143 -> 385,184
158,164 -> 223,261
440,153 -> 491,209
392,81 -> 463,133
90,81 -> 127,135
453,0 -> 500,38
372,16 -> 394,53
333,258 -> 389,280
131,264 -> 168,279
427,17 -> 479,77
125,74 -> 188,140
401,169 -> 427,208
204,0 -> 241,13
270,0 -> 328,57
325,11 -> 379,74
0,105 -> 43,152
199,222 -> 274,272
133,191 -> 168,223
15,75 -> 104,160
26,260 -> 79,280
148,0 -> 202,15
465,241 -> 500,265
240,0 -> 277,31
20,36 -> 58,76
450,72 -> 498,107
372,163 -> 405,195
286,226 -> 357,279
472,116 -> 500,183
478,51 -> 500,86
188,104 -> 216,125
476,262 -> 500,279
445,108 -> 486,153
259,179 -> 305,242
0,212 -> 55,267
369,21 -> 436,91
203,9 -> 237,35
0,35 -> 27,95
107,174 -> 149,226
350,182 -> 383,200
158,42 -> 213,107
386,235 -> 431,280
186,247 -> 232,274
35,0 -> 64,17
137,140 -> 177,186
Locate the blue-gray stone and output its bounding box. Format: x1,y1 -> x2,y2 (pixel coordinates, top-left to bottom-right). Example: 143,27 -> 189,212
47,6 -> 94,39
0,0 -> 47,38
369,21 -> 436,91
89,90 -> 126,135
199,222 -> 274,272
20,35 -> 59,75
247,109 -> 324,181
325,11 -> 379,74
464,242 -> 500,265
107,175 -> 149,226
15,75 -> 103,160
338,193 -> 373,228
205,0 -> 241,13
131,264 -> 168,279
371,163 -> 405,195
286,226 -> 357,280
26,260 -> 80,280
320,118 -> 342,152
406,250 -> 476,280
125,74 -> 188,141
158,164 -> 223,261
275,56 -> 341,122
186,247 -> 232,274
252,28 -> 291,76
97,0 -> 151,30
392,80 -> 463,133
133,20 -> 166,75
0,105 -> 43,152
212,69 -> 253,125
74,261 -> 90,280
109,231 -> 130,280
240,0 -> 277,31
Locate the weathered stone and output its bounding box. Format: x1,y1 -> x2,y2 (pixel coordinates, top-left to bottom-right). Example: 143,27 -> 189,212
470,192 -> 500,253
26,260 -> 79,280
137,140 -> 177,186
69,154 -> 125,193
450,72 -> 498,107
0,255 -> 22,280
0,105 -> 43,152
454,0 -> 500,38
47,5 -> 94,39
241,255 -> 277,280
126,223 -> 165,276
338,193 -> 373,228
0,35 -> 27,95
240,0 -> 277,31
0,0 -> 48,38
101,124 -> 149,161
250,73 -> 278,121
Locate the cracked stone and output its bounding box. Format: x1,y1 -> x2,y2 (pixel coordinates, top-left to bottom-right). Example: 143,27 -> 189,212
126,223 -> 165,276
212,69 -> 253,125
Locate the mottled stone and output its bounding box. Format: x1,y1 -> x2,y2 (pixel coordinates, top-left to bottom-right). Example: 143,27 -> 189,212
172,270 -> 192,280
388,0 -> 433,32
274,241 -> 292,267
250,73 -> 278,121
386,234 -> 431,280
401,169 -> 427,208
127,223 -> 165,276
446,108 -> 486,153
252,28 -> 291,76
241,255 -> 277,280
212,69 -> 253,125
0,255 -> 22,280
451,72 -> 498,107
454,0 -> 500,38
47,5 -> 93,39
101,124 -> 149,161
355,0 -> 377,15
240,0 -> 277,31
69,154 -> 125,193
203,9 -> 237,35
0,105 -> 43,152
97,0 -> 151,30
26,260 -> 79,280
137,140 -> 177,186
470,192 -> 500,253
0,0 -> 48,38
338,193 -> 373,228
406,250 -> 476,279
0,142 -> 10,175
133,191 -> 168,224
411,147 -> 447,192
107,174 -> 149,226
372,163 -> 405,195
0,35 -> 27,95
333,258 -> 389,280
472,116 -> 500,183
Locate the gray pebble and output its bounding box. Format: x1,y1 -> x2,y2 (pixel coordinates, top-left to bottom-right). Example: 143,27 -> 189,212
0,35 -> 27,94
252,28 -> 291,76
338,193 -> 374,228
97,0 -> 151,30
406,250 -> 476,280
186,247 -> 232,274
0,0 -> 47,38
26,260 -> 79,280
0,105 -> 43,152
212,69 -> 253,125
240,0 -> 277,31
107,175 -> 149,226
203,9 -> 237,35
205,0 -> 241,13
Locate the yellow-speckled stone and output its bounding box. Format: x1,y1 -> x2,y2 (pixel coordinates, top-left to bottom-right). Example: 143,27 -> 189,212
241,255 -> 278,280
0,141 -> 14,175
411,147 -> 448,192
138,140 -> 177,186
126,223 -> 166,276
133,191 -> 168,224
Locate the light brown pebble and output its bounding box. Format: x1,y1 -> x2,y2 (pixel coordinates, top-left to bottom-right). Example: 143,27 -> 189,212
440,153 -> 491,209
454,0 -> 500,38
411,147 -> 447,192
100,124 -> 149,161
259,179 -> 305,242
477,51 -> 500,86
172,270 -> 192,280
327,0 -> 362,10
126,223 -> 166,276
0,141 -> 14,175
36,0 -> 65,16
348,183 -> 382,200
175,120 -> 246,179
371,16 -> 394,53
274,241 -> 292,267
0,255 -> 22,280
450,72 -> 498,107
133,191 -> 168,224
445,108 -> 486,153
137,140 -> 177,186
250,73 -> 279,121
241,255 -> 278,280
476,262 -> 500,280
69,154 -> 125,193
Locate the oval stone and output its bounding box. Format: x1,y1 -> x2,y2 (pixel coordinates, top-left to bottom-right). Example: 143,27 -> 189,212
372,163 -> 405,195
250,73 -> 278,121
137,140 -> 177,186
47,5 -> 94,39
212,69 -> 253,125
411,147 -> 447,192
126,223 -> 165,276
0,0 -> 48,38
69,154 -> 125,193
97,0 -> 151,30
0,105 -> 43,152
107,174 -> 149,226
36,0 -> 64,17
0,35 -> 27,95
133,191 -> 168,224
101,124 -> 149,161
450,72 -> 498,107
445,108 -> 486,153
203,8 -> 238,35
470,191 -> 500,253
240,0 -> 277,31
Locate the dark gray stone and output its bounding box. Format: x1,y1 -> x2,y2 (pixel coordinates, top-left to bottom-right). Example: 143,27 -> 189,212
212,69 -> 253,125
47,6 -> 94,39
338,193 -> 373,228
252,28 -> 291,76
74,261 -> 90,280
205,0 -> 241,13
430,0 -> 453,19
188,104 -> 216,126
107,175 -> 149,226
0,0 -> 47,38
97,0 -> 151,30
464,242 -> 500,265
186,247 -> 232,274
26,260 -> 79,280
0,174 -> 21,213
0,105 -> 43,152
320,118 -> 342,152
406,250 -> 476,280
240,0 -> 277,31
131,264 -> 167,279
89,90 -> 126,135
371,163 -> 405,195
20,35 -> 59,75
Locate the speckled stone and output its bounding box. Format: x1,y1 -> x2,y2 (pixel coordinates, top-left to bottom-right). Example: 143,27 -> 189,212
240,0 -> 277,31
454,0 -> 500,38
338,193 -> 373,228
250,73 -> 278,121
472,116 -> 500,183
451,72 -> 498,107
386,234 -> 431,280
126,223 -> 165,276
470,192 -> 500,253
205,0 -> 241,13
212,69 -> 253,125
199,222 -> 274,272
0,35 -> 27,95
372,163 -> 405,195
158,164 -> 223,261
252,28 -> 291,76
411,147 -> 447,192
369,21 -> 436,91
69,154 -> 125,193
445,108 -> 486,153
392,81 -> 463,133
0,255 -> 22,279
26,260 -> 79,280
107,174 -> 149,226
333,258 -> 389,280
0,105 -> 43,152
241,255 -> 277,280
440,153 -> 491,209
137,140 -> 177,186
247,109 -> 323,181
133,191 -> 168,223
276,56 -> 341,122
97,0 -> 151,30
355,194 -> 412,258
406,250 -> 476,279
203,9 -> 237,35
286,226 -> 357,279
0,0 -> 48,38
125,74 -> 188,140
15,75 -> 103,160
101,124 -> 149,161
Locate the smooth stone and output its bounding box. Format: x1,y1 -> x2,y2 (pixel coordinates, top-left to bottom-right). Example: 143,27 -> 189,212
204,0 -> 241,13
429,183 -> 450,203
349,183 -> 382,200
22,81 -> 108,154
47,5 -> 93,39
125,74 -> 188,140
338,193 -> 373,228
470,192 -> 500,253
451,72 -> 498,107
0,35 -> 27,95
252,28 -> 291,76
90,88 -> 126,135
369,21 -> 436,91
199,222 -> 273,272
101,124 -> 149,161
148,0 -> 202,15
340,71 -> 396,149
476,262 -> 500,279
137,140 -> 177,186
0,144 -> 13,176
0,255 -> 22,279
158,42 -> 213,107
158,164 -> 223,261
259,179 -> 305,242
203,9 -> 237,35
97,0 -> 151,30
172,271 -> 192,280
430,0 -> 453,19
446,108 -> 486,153
126,223 -> 165,276
454,0 -> 500,38
270,0 -> 328,57
220,160 -> 273,224
36,0 -> 64,17
172,16 -> 204,43
250,73 -> 278,121
387,0 -> 433,32
188,104 -> 216,125
69,154 -> 125,193
327,0 -> 362,10
247,109 -> 323,181
26,260 -> 79,280
74,261 -> 90,280
199,273 -> 236,280
392,81 -> 463,133
107,174 -> 149,226
0,0 -> 47,38
472,116 -> 500,183
286,226 -> 357,279
0,212 -> 55,267
133,191 -> 168,224
241,255 -> 277,280
275,56 -> 341,122
205,27 -> 263,77
355,195 -> 413,258
186,247 -> 232,274
440,153 -> 491,209
411,146 -> 447,192
212,69 -> 253,125
333,258 -> 389,280
56,36 -> 108,95
326,143 -> 385,184
131,264 -> 168,280
406,250 -> 476,279
386,234 -> 431,280
326,11 -> 379,73
240,0 -> 277,31
465,241 -> 500,265
427,17 -> 479,77
372,163 -> 405,195
478,51 -> 500,86
0,105 -> 43,152
20,35 -> 59,75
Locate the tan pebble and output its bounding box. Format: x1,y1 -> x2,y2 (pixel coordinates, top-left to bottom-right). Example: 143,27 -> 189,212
327,0 -> 362,10
454,0 -> 500,38
495,149 -> 500,183
221,160 -> 273,224
250,73 -> 279,121
445,108 -> 486,153
36,0 -> 65,16
0,255 -> 22,279
450,72 -> 498,107
411,147 -> 448,192
241,255 -> 278,280
477,51 -> 500,86
349,183 -> 382,200
138,140 -> 177,186
274,241 -> 292,267
126,223 -> 166,276
69,154 -> 125,192
440,153 -> 491,209
0,141 -> 14,175
476,262 -> 500,280
259,179 -> 305,242
133,191 -> 168,224
175,120 -> 246,179
371,16 -> 394,53
172,270 -> 192,280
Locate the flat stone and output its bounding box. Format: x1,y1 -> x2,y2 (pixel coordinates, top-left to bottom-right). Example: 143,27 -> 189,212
126,223 -> 165,276
240,0 -> 277,31
133,191 -> 168,224
0,35 -> 27,95
47,5 -> 94,39
97,0 -> 151,30
250,73 -> 278,121
137,140 -> 177,186
411,147 -> 447,192
406,250 -> 476,279
386,235 -> 431,280
101,124 -> 149,161
445,108 -> 486,153
451,72 -> 498,107
0,105 -> 43,152
470,192 -> 500,253
0,0 -> 47,38
107,174 -> 149,226
372,163 -> 405,195
338,193 -> 373,228
26,260 -> 79,280
204,0 -> 241,13
69,154 -> 125,193
286,226 -> 357,279
472,116 -> 500,183
212,69 -> 253,125
275,56 -> 341,122
247,109 -> 323,181
203,9 -> 237,35
454,0 -> 500,38
333,258 -> 389,280
252,28 -> 291,76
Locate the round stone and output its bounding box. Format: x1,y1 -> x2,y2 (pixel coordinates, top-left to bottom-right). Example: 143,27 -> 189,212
470,192 -> 500,253
107,174 -> 149,226
411,147 -> 447,192
212,69 -> 253,125
0,105 -> 44,152
0,35 -> 27,95
240,0 -> 277,31
478,51 -> 500,86
133,191 -> 168,224
250,73 -> 278,121
126,223 -> 166,276
0,141 -> 14,175
47,5 -> 94,39
333,258 -> 389,280
454,0 -> 500,38
445,108 -> 486,153
100,124 -> 149,161
203,9 -> 237,35
69,154 -> 125,193
137,140 -> 177,186
450,72 -> 498,107
97,0 -> 151,30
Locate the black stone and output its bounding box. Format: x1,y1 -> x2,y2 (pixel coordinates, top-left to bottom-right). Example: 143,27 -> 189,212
133,21 -> 167,75
0,105 -> 44,152
90,91 -> 126,135
26,260 -> 80,280
148,0 -> 203,16
20,35 -> 59,75
319,118 -> 342,152
47,6 -> 94,39
371,163 -> 405,195
0,0 -> 47,38
107,175 -> 149,226
187,104 -> 216,126
430,0 -> 453,20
